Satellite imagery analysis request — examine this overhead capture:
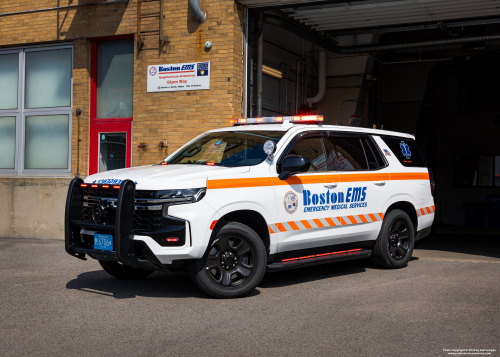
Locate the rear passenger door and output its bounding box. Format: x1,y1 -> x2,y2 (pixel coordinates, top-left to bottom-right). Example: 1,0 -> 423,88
325,132 -> 390,243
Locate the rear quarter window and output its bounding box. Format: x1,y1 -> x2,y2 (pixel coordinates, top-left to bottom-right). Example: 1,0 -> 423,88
381,136 -> 427,167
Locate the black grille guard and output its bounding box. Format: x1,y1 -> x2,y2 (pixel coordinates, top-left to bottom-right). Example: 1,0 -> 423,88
65,178 -> 140,268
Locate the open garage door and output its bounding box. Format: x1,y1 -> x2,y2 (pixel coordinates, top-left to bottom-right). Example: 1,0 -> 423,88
243,0 -> 500,228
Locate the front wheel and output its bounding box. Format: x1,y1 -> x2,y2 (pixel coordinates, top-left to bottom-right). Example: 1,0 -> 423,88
99,260 -> 155,280
371,209 -> 415,269
189,222 -> 267,298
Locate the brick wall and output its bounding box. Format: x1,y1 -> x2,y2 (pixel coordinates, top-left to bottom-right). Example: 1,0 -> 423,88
0,0 -> 245,176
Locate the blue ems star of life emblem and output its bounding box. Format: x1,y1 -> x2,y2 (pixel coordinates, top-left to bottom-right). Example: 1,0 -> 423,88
400,141 -> 411,159
149,66 -> 157,76
283,191 -> 298,214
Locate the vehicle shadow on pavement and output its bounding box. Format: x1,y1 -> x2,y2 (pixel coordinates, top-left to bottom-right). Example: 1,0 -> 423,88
65,270 -> 234,300
259,259 -> 369,289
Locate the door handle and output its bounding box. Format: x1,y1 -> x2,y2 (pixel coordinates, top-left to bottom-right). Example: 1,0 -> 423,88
324,183 -> 338,189
374,181 -> 386,186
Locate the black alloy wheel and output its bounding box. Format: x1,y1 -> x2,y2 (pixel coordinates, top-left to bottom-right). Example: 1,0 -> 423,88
205,235 -> 255,287
388,219 -> 410,261
371,209 -> 415,269
189,222 -> 267,298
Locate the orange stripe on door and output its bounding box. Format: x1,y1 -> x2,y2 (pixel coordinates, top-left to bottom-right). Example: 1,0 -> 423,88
325,217 -> 336,226
358,214 -> 368,223
276,223 -> 287,232
347,215 -> 357,224
301,220 -> 312,229
337,217 -> 347,225
368,213 -> 377,222
268,225 -> 275,234
338,173 -> 390,183
288,221 -> 300,231
390,172 -> 429,181
312,219 -> 324,228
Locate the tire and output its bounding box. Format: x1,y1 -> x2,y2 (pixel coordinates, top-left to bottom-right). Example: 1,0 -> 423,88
189,221 -> 267,298
99,260 -> 155,280
371,209 -> 415,269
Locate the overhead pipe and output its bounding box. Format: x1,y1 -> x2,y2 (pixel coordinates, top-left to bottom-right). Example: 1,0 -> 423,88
306,49 -> 326,105
189,0 -> 207,24
262,14 -> 500,54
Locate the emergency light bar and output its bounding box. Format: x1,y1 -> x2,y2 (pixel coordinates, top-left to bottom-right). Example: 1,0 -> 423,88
230,115 -> 324,125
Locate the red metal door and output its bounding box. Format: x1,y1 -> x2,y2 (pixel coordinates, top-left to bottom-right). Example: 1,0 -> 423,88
89,119 -> 132,174
89,35 -> 134,175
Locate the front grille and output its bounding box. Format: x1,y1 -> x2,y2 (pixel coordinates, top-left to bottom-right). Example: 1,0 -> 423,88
81,189 -> 165,231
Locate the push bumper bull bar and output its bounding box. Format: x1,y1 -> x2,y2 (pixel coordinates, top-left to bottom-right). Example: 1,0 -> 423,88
65,178 -> 143,268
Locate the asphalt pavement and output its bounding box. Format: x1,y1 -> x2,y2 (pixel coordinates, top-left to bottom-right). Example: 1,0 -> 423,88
0,235 -> 499,357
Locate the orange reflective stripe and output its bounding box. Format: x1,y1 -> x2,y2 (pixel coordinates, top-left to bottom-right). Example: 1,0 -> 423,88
368,213 -> 377,222
420,208 -> 425,216
288,221 -> 300,231
301,220 -> 312,229
268,225 -> 275,234
325,217 -> 336,226
207,177 -> 273,190
209,172 -> 429,189
313,219 -> 324,228
359,214 -> 368,223
390,172 -> 429,181
276,223 -> 287,232
337,217 -> 347,225
347,215 -> 357,224
379,213 -> 384,220
432,205 -> 436,212
426,207 -> 432,214
338,173 -> 390,183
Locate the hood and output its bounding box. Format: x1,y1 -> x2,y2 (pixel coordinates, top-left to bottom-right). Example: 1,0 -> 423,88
84,164 -> 250,190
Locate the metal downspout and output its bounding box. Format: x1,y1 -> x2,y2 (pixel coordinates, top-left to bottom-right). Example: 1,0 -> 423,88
306,49 -> 326,105
256,13 -> 264,117
189,0 -> 207,24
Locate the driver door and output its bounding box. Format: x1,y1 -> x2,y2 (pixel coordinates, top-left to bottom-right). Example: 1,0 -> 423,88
271,131 -> 340,252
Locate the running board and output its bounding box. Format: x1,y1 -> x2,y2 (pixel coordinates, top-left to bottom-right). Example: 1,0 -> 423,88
266,249 -> 371,272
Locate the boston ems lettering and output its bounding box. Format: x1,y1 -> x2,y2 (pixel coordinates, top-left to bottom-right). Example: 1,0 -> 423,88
303,187 -> 367,212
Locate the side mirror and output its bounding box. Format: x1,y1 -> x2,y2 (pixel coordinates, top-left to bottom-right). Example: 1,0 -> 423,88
278,155 -> 310,180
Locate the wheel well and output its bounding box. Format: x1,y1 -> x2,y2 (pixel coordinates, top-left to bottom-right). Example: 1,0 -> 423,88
214,210 -> 270,254
385,202 -> 418,231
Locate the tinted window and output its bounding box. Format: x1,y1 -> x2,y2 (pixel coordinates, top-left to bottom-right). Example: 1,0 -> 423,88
361,138 -> 384,169
328,136 -> 368,170
381,136 -> 426,167
168,131 -> 285,167
287,137 -> 328,172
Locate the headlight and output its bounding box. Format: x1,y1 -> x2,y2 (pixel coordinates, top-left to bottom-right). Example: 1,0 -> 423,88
159,188 -> 206,216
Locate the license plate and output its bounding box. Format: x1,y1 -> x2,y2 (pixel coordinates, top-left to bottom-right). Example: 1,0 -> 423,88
94,233 -> 114,251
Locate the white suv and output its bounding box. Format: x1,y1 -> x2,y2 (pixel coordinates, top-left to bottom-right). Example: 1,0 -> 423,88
65,115 -> 435,298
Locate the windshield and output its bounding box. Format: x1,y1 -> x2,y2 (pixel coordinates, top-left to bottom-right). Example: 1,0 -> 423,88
167,130 -> 286,167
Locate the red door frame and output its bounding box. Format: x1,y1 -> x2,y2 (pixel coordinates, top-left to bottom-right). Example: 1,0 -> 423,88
89,34 -> 134,175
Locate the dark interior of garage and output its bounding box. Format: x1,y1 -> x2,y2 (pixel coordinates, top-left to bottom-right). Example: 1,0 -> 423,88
247,10 -> 500,229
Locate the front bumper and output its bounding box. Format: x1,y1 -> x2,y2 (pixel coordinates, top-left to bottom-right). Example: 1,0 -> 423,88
65,178 -> 191,270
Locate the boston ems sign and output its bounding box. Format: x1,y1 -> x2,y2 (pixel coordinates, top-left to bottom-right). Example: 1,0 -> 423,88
147,61 -> 210,92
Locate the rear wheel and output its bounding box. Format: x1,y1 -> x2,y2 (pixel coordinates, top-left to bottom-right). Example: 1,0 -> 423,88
99,260 -> 154,280
189,222 -> 267,298
371,209 -> 415,268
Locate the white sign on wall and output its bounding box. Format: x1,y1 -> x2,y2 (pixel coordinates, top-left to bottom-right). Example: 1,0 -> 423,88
147,61 -> 210,92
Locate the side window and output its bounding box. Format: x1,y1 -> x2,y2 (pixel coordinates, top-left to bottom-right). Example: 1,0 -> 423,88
288,136 -> 328,172
361,138 -> 385,169
328,135 -> 368,170
381,136 -> 426,167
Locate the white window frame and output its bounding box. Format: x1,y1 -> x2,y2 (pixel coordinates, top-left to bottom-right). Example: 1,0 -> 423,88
0,44 -> 73,177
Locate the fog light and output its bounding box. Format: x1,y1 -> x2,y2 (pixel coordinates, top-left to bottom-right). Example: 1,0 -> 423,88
166,237 -> 179,242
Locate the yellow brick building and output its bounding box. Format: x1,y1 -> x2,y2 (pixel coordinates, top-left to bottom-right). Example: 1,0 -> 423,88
0,0 -> 246,238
